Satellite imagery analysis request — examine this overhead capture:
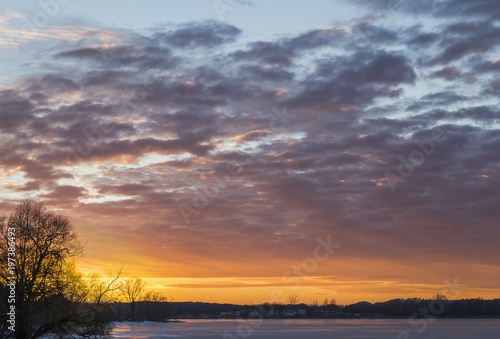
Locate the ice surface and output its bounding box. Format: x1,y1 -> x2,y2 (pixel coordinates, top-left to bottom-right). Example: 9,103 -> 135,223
110,319 -> 500,338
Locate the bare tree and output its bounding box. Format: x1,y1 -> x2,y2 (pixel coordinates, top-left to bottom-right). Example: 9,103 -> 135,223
0,200 -> 116,338
433,293 -> 448,301
85,268 -> 124,304
143,291 -> 172,321
143,291 -> 169,302
288,294 -> 299,305
120,277 -> 146,321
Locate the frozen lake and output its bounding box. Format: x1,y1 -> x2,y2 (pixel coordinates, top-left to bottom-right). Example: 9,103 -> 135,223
111,319 -> 500,338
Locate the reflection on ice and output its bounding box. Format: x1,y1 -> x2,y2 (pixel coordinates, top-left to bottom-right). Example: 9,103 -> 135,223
111,319 -> 500,338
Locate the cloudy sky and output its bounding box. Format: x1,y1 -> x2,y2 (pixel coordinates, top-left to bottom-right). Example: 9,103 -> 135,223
1,0 -> 499,304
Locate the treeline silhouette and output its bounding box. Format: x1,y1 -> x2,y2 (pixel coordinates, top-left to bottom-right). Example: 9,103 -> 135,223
109,298 -> 500,321
341,298 -> 500,318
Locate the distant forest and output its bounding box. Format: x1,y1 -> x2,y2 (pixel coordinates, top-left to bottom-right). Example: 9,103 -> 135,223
111,298 -> 500,322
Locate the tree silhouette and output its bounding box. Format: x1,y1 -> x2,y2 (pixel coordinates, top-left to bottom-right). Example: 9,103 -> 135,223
143,291 -> 172,321
144,291 -> 169,302
288,294 -> 299,305
433,293 -> 448,301
0,200 -> 116,338
85,268 -> 124,304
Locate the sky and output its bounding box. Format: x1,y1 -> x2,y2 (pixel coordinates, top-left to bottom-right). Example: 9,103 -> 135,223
0,0 -> 499,305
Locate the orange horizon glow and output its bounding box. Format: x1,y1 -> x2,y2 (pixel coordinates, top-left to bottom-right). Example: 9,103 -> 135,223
76,241 -> 500,306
